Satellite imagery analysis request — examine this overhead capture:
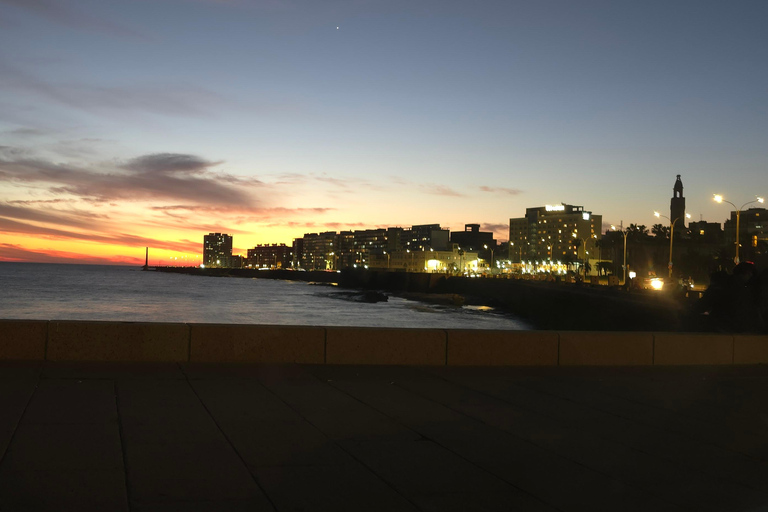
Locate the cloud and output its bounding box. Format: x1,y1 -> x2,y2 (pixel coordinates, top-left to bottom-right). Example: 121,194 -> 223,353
479,222 -> 510,241
0,149 -> 261,207
0,59 -> 225,119
259,220 -> 370,231
0,0 -> 144,38
0,217 -> 200,253
3,127 -> 46,137
481,222 -> 509,234
122,153 -> 222,175
479,186 -> 523,195
150,205 -> 333,219
0,203 -> 109,231
0,243 -> 142,265
422,184 -> 465,197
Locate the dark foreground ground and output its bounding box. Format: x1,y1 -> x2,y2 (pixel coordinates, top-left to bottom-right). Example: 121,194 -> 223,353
1,361 -> 767,512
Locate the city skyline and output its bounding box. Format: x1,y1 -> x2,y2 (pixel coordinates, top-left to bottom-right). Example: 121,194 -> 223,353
1,0 -> 766,265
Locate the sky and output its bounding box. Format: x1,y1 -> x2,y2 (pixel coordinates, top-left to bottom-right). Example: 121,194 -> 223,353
1,0 -> 766,265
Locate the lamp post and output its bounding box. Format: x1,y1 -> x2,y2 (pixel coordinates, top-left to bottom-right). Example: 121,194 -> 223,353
483,244 -> 494,273
611,225 -> 629,286
572,233 -> 595,281
510,242 -> 522,262
382,251 -> 390,269
714,195 -> 765,264
654,211 -> 691,279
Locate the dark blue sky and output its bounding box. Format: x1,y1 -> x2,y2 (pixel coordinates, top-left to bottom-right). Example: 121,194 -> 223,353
1,0 -> 766,261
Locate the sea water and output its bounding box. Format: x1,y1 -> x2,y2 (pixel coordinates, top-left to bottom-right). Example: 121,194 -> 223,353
0,263 -> 528,330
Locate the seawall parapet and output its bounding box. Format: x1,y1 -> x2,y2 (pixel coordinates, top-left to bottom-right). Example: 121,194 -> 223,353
1,319 -> 766,366
154,267 -> 685,331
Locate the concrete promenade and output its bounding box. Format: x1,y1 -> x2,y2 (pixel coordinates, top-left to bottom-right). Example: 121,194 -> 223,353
1,360 -> 768,511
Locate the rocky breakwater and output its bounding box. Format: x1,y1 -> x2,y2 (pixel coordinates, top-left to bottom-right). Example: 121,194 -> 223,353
154,267 -> 683,331
334,268 -> 683,331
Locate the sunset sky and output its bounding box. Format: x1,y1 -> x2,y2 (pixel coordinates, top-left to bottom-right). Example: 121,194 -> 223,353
1,0 -> 766,265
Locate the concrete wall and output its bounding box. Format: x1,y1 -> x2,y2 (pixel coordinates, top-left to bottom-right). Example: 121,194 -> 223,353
1,320 -> 766,365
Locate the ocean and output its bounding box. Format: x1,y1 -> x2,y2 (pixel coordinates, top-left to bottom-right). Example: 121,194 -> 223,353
0,263 -> 528,330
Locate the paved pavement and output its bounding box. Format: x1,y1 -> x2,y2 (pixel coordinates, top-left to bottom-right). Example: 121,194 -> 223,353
1,361 -> 767,512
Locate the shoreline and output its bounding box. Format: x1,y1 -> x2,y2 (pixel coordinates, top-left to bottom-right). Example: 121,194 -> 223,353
152,266 -> 687,332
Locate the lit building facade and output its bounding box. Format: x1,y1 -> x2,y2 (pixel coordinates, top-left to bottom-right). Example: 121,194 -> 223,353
724,207 -> 767,261
297,232 -> 337,270
293,228 -> 406,270
370,245 -> 479,274
203,232 -> 233,267
405,224 -> 449,251
247,243 -> 292,269
509,204 -> 602,266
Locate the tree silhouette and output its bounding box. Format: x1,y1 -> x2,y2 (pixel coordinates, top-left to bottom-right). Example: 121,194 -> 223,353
651,223 -> 670,239
627,224 -> 650,242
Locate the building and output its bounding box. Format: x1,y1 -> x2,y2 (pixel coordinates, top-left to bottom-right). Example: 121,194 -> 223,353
405,224 -> 449,251
247,244 -> 292,269
345,228 -> 405,268
203,233 -> 233,267
370,244 -> 479,274
298,232 -> 337,270
450,223 -> 497,265
671,174 -> 686,228
291,238 -> 304,269
509,204 -> 602,266
724,207 -> 768,262
293,228 -> 406,270
688,220 -> 723,244
220,254 -> 244,268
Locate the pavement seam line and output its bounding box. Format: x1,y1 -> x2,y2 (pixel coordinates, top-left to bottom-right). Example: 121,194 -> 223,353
0,363 -> 42,469
179,365 -> 279,511
303,365 -> 555,511
44,320 -> 50,361
421,370 -> 687,510
113,380 -> 133,512
510,372 -> 768,492
295,369 -> 428,511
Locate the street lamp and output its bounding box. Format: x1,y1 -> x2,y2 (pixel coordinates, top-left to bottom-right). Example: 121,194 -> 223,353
713,194 -> 765,264
611,225 -> 629,285
572,233 -> 596,281
510,242 -> 522,263
654,211 -> 691,279
483,244 -> 494,273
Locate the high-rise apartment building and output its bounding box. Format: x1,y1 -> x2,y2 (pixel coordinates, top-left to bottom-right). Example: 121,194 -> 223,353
247,243 -> 292,269
509,204 -> 602,262
405,224 -> 449,251
724,207 -> 767,261
203,232 -> 233,267
294,228 -> 406,270
298,232 -> 337,270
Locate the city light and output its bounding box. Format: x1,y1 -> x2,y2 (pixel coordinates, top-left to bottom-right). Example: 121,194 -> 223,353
713,194 -> 765,264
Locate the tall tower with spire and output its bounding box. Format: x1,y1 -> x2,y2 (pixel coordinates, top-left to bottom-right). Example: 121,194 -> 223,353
671,175 -> 686,227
